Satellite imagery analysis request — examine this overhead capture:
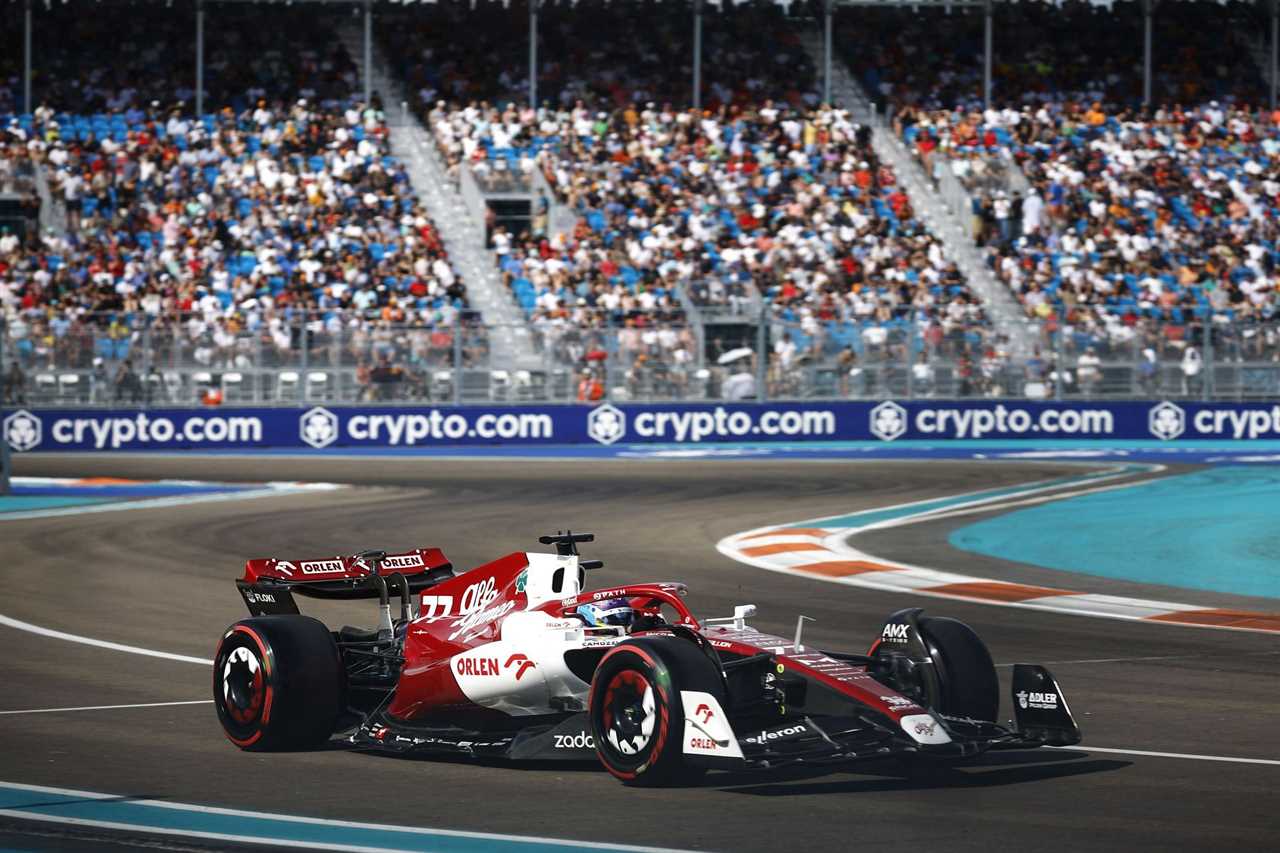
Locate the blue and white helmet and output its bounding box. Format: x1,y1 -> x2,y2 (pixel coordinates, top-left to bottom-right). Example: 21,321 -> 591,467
576,597 -> 634,628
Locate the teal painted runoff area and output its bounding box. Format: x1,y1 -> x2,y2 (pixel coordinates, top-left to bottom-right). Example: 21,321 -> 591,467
0,782 -> 670,853
0,496 -> 114,513
949,467 -> 1280,599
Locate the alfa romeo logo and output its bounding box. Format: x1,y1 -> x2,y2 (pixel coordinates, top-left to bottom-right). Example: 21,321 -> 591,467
299,406 -> 339,449
586,403 -> 626,445
869,401 -> 908,442
1148,401 -> 1185,441
3,409 -> 42,452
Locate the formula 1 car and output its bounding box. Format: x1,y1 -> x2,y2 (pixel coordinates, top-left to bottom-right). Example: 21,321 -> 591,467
214,532 -> 1081,785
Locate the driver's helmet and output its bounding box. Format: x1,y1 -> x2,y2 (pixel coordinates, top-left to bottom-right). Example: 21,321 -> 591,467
576,597 -> 634,628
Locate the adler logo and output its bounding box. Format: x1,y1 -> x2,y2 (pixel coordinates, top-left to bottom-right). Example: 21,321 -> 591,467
1016,690 -> 1059,710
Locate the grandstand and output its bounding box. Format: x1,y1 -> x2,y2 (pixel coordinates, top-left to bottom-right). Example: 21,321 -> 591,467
3,0 -> 1280,405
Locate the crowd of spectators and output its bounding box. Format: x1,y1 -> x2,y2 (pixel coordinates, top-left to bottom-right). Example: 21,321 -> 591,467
840,1 -> 1280,392
0,5 -> 476,403
374,1 -> 991,396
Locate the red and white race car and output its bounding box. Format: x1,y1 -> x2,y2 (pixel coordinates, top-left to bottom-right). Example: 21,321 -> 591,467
214,533 -> 1080,785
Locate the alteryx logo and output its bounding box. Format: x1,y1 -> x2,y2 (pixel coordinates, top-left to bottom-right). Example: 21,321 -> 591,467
3,409 -> 42,452
586,403 -> 626,445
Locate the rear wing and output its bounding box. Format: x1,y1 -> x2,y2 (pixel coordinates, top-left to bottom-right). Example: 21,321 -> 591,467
237,548 -> 455,616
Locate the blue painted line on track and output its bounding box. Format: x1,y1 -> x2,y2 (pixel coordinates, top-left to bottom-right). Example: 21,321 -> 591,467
0,782 -> 678,853
11,484 -> 258,498
949,466 -> 1280,599
91,439 -> 1280,464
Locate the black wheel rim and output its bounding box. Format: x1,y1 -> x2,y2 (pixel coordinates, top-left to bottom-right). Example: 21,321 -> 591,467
600,668 -> 656,761
221,644 -> 265,726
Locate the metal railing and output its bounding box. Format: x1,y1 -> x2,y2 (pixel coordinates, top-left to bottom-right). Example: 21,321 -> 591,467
3,311 -> 1279,407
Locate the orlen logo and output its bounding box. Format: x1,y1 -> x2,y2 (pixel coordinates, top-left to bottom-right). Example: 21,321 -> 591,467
300,406 -> 339,449
300,559 -> 344,575
3,409 -> 42,452
914,719 -> 940,737
455,653 -> 537,680
869,401 -> 908,441
694,703 -> 714,724
1148,401 -> 1185,440
505,653 -> 536,681
586,403 -> 626,445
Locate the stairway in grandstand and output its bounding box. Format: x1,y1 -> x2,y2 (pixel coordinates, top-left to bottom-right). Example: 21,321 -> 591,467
337,21 -> 538,367
796,28 -> 1035,355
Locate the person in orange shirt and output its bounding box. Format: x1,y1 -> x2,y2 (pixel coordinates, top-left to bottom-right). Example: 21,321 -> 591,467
1085,102 -> 1107,126
577,368 -> 604,402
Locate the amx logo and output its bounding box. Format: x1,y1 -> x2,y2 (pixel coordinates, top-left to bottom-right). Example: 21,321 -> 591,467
586,403 -> 626,445
299,406 -> 339,449
2,409 -> 42,452
1148,401 -> 1185,440
869,400 -> 908,441
881,623 -> 911,642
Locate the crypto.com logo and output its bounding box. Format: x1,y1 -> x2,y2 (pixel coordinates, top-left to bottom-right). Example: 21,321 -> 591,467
299,406 -> 339,449
3,409 -> 42,452
1148,401 -> 1186,441
869,401 -> 908,442
586,403 -> 626,445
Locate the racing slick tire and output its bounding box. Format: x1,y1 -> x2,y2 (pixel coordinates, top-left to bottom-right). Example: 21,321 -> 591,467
588,636 -> 724,787
213,615 -> 345,751
918,616 -> 999,722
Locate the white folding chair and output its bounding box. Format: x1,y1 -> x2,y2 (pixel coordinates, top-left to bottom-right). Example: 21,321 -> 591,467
192,371 -> 214,402
35,373 -> 57,402
305,371 -> 329,400
489,370 -> 510,402
57,373 -> 81,402
276,370 -> 300,402
221,372 -> 244,402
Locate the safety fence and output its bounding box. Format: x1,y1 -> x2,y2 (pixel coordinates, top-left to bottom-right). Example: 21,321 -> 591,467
4,399 -> 1280,453
3,314 -> 1280,408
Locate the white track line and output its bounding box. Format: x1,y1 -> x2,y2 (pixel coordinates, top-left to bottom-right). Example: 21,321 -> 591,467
0,483 -> 342,522
0,700 -> 211,716
0,614 -> 213,666
1051,745 -> 1280,767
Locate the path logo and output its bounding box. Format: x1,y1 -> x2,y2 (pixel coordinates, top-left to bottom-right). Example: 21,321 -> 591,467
869,401 -> 908,442
299,406 -> 339,449
1148,401 -> 1185,441
586,403 -> 626,445
3,409 -> 42,452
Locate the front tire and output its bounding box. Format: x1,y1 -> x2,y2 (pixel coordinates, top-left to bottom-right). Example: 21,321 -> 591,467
213,615 -> 344,751
918,616 -> 999,722
588,636 -> 724,786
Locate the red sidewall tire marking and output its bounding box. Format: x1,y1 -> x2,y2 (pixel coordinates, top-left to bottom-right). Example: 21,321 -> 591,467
217,624 -> 275,747
594,645 -> 673,781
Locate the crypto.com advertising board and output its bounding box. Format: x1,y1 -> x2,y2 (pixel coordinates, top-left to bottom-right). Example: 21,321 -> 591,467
2,400 -> 1279,452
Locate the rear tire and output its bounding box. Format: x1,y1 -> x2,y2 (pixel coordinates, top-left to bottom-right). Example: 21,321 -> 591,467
213,615 -> 344,751
918,616 -> 999,722
588,636 -> 724,787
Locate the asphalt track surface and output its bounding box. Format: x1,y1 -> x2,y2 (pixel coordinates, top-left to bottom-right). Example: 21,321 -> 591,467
2,455 -> 1278,852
